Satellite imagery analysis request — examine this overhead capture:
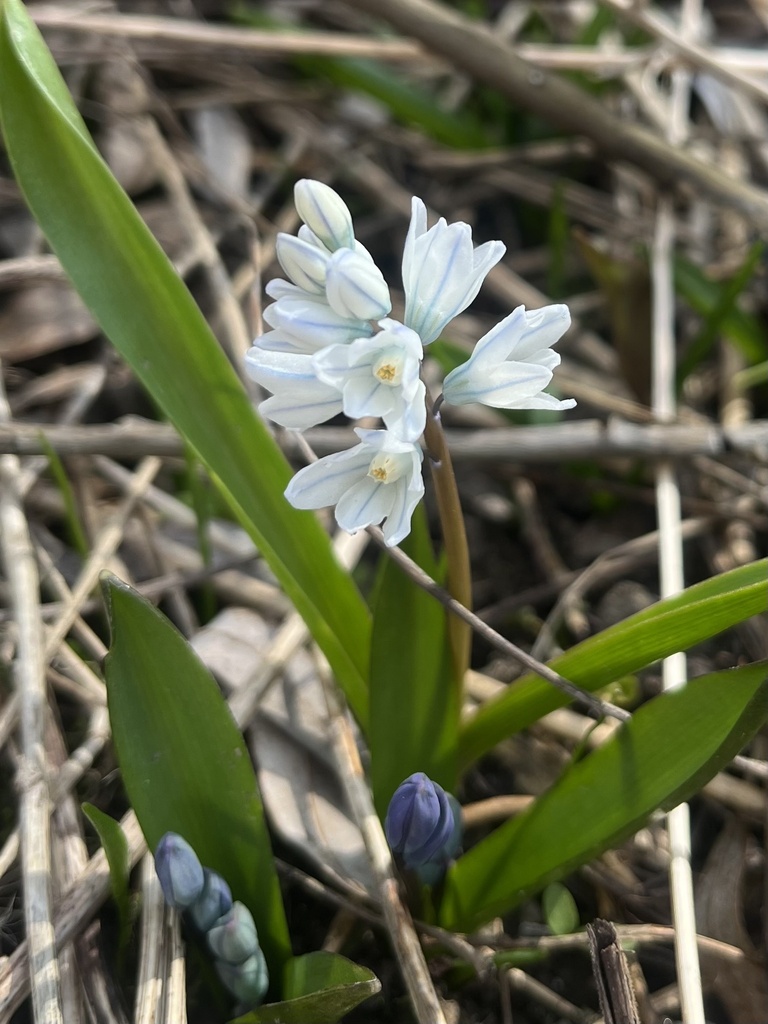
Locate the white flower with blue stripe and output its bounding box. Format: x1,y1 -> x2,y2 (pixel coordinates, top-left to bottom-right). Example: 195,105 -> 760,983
245,179 -> 574,545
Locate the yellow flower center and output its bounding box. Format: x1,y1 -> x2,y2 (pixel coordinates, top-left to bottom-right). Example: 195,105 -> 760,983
373,349 -> 404,387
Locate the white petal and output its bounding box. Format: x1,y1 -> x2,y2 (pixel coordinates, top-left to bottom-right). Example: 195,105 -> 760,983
402,197 -> 428,297
511,305 -> 571,361
503,392 -> 577,411
265,297 -> 372,348
294,179 -> 355,252
312,343 -> 354,385
354,427 -> 417,455
335,476 -> 394,534
325,249 -> 391,321
245,348 -> 317,389
275,233 -> 328,294
284,445 -> 370,509
469,307 -> 529,368
259,382 -> 343,430
383,380 -> 426,440
342,375 -> 388,419
381,471 -> 425,547
442,359 -> 551,408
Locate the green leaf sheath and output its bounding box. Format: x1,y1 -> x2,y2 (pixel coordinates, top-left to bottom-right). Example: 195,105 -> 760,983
459,560 -> 767,769
102,575 -> 291,975
443,662 -> 768,932
369,505 -> 458,813
0,0 -> 370,723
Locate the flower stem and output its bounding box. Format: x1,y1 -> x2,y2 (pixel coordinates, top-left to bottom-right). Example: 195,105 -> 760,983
422,393 -> 471,687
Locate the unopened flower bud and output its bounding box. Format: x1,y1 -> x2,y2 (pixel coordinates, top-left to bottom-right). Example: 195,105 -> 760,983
207,901 -> 260,965
325,248 -> 391,321
275,233 -> 329,294
384,773 -> 456,869
215,948 -> 269,1006
294,179 -> 354,252
154,832 -> 204,910
188,868 -> 233,932
415,794 -> 463,885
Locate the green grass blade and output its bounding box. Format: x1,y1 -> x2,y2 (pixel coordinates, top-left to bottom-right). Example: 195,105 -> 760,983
675,251 -> 767,367
369,506 -> 458,814
443,662 -> 768,932
82,803 -> 132,955
102,574 -> 291,976
459,560 -> 767,769
0,0 -> 370,722
676,241 -> 765,385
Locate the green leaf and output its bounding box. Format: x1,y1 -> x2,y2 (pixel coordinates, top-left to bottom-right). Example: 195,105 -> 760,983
442,662 -> 768,932
102,574 -> 291,976
459,559 -> 768,769
675,252 -> 768,367
369,506 -> 458,814
0,0 -> 370,723
677,242 -> 765,384
231,952 -> 380,1024
82,803 -> 131,952
541,883 -> 579,936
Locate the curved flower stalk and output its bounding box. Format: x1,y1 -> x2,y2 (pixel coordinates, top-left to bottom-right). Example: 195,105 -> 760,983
245,178 -> 574,549
402,197 -> 506,346
442,303 -> 576,411
285,428 -> 424,547
154,832 -> 268,1008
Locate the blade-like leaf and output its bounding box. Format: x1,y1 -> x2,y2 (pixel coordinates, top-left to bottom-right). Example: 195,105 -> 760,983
82,803 -> 131,951
369,505 -> 458,814
102,574 -> 291,975
460,559 -> 767,769
443,662 -> 768,932
0,0 -> 370,722
231,952 -> 380,1024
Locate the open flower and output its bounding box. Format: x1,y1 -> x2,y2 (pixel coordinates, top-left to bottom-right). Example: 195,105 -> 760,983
313,319 -> 426,439
402,197 -> 505,346
442,303 -> 576,410
284,428 -> 424,546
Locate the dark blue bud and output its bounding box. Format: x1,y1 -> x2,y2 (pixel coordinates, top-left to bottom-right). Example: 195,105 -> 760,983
207,901 -> 260,965
215,948 -> 269,1006
384,773 -> 456,869
416,795 -> 463,885
188,868 -> 233,932
154,832 -> 204,909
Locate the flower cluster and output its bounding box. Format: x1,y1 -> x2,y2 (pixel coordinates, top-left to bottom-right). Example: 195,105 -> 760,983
246,180 -> 574,546
154,833 -> 268,1007
385,772 -> 462,885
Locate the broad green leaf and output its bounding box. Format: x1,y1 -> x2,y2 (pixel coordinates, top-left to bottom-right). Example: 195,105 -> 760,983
443,662 -> 768,932
102,574 -> 291,975
369,505 -> 458,814
231,952 -> 380,1024
82,803 -> 131,951
459,559 -> 767,769
0,0 -> 370,722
